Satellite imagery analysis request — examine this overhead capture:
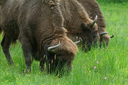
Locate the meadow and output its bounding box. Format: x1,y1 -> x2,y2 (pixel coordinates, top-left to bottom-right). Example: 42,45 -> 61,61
0,1 -> 128,85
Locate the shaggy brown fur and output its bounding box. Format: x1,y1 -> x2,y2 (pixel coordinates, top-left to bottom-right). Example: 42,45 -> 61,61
45,35 -> 78,75
0,3 -> 2,34
58,0 -> 99,51
0,0 -> 4,5
0,0 -> 78,74
77,0 -> 113,47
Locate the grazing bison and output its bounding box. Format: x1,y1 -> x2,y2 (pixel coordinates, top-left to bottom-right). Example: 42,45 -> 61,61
58,0 -> 113,50
0,0 -> 79,74
58,0 -> 100,51
77,0 -> 114,47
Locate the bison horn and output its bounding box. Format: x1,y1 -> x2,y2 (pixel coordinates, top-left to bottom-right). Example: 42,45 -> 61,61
90,15 -> 98,28
100,32 -> 108,37
110,34 -> 114,38
48,43 -> 61,52
74,41 -> 80,45
74,38 -> 83,44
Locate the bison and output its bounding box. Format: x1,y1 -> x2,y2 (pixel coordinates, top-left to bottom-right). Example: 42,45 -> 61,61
0,0 -> 80,75
58,0 -> 113,50
58,0 -> 100,51
77,0 -> 114,47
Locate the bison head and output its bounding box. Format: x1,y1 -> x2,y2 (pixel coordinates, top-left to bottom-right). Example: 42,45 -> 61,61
99,32 -> 114,48
44,36 -> 79,76
78,15 -> 99,51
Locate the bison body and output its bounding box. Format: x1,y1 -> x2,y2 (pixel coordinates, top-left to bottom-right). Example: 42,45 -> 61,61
0,0 -> 78,74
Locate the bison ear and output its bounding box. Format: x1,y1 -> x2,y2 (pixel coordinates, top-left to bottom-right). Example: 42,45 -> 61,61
81,22 -> 89,31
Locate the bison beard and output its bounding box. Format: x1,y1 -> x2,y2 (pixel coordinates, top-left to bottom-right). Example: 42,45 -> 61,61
0,0 -> 78,75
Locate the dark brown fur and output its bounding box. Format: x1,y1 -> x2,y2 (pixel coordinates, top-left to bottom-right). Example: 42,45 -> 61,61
0,1 -> 2,34
0,0 -> 78,74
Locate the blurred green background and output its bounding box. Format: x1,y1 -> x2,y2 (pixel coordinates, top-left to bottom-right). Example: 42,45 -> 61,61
96,0 -> 127,3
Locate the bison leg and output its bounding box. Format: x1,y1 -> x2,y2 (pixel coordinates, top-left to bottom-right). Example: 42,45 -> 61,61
1,34 -> 13,65
20,37 -> 33,73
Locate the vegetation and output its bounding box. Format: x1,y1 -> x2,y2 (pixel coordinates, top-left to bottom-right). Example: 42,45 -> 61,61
0,2 -> 128,85
96,0 -> 128,3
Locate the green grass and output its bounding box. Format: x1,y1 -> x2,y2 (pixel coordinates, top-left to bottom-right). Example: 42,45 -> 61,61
0,2 -> 128,85
96,0 -> 128,3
